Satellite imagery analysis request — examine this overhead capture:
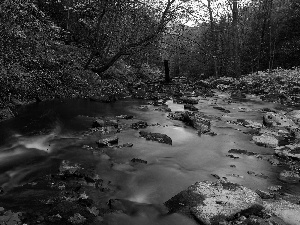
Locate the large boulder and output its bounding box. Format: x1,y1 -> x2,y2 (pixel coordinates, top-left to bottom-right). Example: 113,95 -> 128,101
165,181 -> 262,225
263,112 -> 296,128
131,121 -> 148,129
279,170 -> 300,183
286,110 -> 300,125
252,134 -> 278,148
264,200 -> 300,225
183,112 -> 211,134
139,131 -> 172,145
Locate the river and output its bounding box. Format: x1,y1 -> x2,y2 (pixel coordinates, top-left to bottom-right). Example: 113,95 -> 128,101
0,94 -> 299,224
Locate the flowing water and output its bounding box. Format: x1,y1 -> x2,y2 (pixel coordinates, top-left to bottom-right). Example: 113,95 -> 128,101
0,94 -> 299,224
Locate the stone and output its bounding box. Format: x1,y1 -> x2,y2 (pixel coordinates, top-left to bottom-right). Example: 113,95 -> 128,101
168,111 -> 185,120
92,119 -> 118,128
286,110 -> 300,125
226,174 -> 244,179
131,121 -> 148,129
268,185 -> 282,192
237,119 -> 262,129
252,134 -> 278,148
279,170 -> 300,183
255,190 -> 274,199
263,112 -> 296,128
139,131 -> 172,145
228,149 -> 258,156
226,154 -> 239,159
275,144 -> 300,161
131,158 -> 147,164
183,112 -> 211,134
211,174 -> 221,179
97,136 -> 119,147
247,171 -> 268,179
264,200 -> 300,225
184,104 -> 198,111
165,181 -> 263,225
213,106 -> 231,113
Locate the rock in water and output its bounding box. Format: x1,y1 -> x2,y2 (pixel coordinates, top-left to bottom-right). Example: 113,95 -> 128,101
164,180 -> 262,225
252,134 -> 278,147
279,170 -> 300,183
97,136 -> 119,147
139,131 -> 172,145
264,200 -> 300,225
131,121 -> 148,129
263,112 -> 296,128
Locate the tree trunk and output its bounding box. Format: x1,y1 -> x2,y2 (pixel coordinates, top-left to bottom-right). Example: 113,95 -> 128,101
208,0 -> 218,77
164,60 -> 171,83
232,0 -> 240,77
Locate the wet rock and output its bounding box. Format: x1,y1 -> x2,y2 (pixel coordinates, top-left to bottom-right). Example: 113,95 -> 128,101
116,115 -> 133,119
139,131 -> 172,145
121,143 -> 133,148
168,111 -> 185,120
264,200 -> 300,225
131,121 -> 148,129
236,119 -> 263,129
263,112 -> 296,128
228,149 -> 258,156
96,136 -> 118,147
268,185 -> 282,192
286,110 -> 300,125
203,131 -> 217,136
247,171 -> 268,179
131,158 -> 147,164
164,180 -> 263,225
213,106 -> 230,113
184,104 -> 198,111
255,190 -> 275,199
275,144 -> 300,161
226,173 -> 244,179
279,170 -> 300,183
226,154 -> 239,159
92,119 -> 118,128
183,112 -> 211,134
231,90 -> 246,99
211,174 -> 221,179
252,134 -> 278,147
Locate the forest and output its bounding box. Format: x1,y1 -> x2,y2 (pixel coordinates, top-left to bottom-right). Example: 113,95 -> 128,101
1,0 -> 300,115
1,1 -> 300,225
